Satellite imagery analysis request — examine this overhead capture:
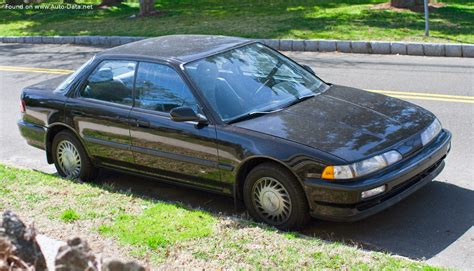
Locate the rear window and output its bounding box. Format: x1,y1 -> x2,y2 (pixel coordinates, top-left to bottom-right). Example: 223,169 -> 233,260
55,56 -> 95,93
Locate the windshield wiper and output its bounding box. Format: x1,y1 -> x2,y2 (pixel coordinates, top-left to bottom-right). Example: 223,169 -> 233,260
227,109 -> 283,124
283,93 -> 315,108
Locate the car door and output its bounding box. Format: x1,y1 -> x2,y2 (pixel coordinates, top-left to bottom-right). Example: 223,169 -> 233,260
66,59 -> 136,168
128,62 -> 227,193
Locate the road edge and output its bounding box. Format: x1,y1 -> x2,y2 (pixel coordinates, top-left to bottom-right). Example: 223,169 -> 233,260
0,36 -> 473,57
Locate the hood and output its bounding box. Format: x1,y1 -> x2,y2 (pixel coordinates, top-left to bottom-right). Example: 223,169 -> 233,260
234,85 -> 435,162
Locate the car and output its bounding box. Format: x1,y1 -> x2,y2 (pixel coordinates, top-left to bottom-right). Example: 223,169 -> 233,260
18,35 -> 451,230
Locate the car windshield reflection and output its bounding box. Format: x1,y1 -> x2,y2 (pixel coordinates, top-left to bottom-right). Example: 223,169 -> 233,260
184,43 -> 329,123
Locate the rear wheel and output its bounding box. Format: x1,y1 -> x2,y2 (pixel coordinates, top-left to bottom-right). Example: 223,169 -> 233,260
52,131 -> 98,182
243,162 -> 310,230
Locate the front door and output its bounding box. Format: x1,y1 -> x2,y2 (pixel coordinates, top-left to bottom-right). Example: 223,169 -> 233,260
67,59 -> 136,168
128,62 -> 227,193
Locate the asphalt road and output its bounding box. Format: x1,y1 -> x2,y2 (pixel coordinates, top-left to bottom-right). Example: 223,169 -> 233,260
0,44 -> 473,270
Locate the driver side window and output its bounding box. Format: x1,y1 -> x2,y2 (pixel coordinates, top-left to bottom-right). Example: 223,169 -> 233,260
135,62 -> 198,113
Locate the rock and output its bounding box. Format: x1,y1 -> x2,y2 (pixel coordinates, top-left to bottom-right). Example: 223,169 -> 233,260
0,237 -> 30,270
55,237 -> 98,271
102,260 -> 146,271
370,41 -> 391,54
0,211 -> 47,270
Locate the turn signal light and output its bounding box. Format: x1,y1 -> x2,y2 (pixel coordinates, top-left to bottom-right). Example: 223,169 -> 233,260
321,166 -> 334,180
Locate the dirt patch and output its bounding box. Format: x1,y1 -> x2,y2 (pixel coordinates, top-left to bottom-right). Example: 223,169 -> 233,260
372,2 -> 446,13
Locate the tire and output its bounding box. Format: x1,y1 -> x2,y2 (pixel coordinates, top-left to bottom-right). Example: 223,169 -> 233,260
243,162 -> 310,230
52,130 -> 98,182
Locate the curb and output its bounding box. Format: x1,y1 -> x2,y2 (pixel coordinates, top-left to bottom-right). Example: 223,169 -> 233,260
1,35 -> 473,57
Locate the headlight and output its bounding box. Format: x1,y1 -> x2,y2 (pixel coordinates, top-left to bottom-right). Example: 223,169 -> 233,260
421,119 -> 442,146
321,150 -> 402,180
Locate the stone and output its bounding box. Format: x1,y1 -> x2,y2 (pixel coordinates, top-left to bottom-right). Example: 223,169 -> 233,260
461,44 -> 474,57
24,36 -> 34,43
318,40 -> 336,52
391,42 -> 407,55
445,44 -> 462,57
336,41 -> 351,53
74,36 -> 88,45
351,41 -> 371,54
423,43 -> 445,56
62,36 -> 75,44
265,39 -> 279,50
292,40 -> 305,51
406,43 -> 424,56
55,237 -> 98,271
0,210 -> 47,270
32,36 -> 42,43
42,36 -> 54,44
279,39 -> 292,51
370,41 -> 391,54
303,40 -> 318,52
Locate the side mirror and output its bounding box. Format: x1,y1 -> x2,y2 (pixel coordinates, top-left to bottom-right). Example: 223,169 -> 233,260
170,107 -> 208,124
301,64 -> 315,75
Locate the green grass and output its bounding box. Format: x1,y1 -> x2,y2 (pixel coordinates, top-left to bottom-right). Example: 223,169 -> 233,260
60,208 -> 81,222
0,163 -> 445,269
99,204 -> 215,249
0,0 -> 472,43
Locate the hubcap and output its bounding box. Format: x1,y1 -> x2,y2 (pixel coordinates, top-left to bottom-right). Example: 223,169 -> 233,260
56,140 -> 81,178
252,177 -> 292,224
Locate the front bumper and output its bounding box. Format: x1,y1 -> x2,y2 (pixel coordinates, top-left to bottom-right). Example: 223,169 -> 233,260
304,129 -> 451,222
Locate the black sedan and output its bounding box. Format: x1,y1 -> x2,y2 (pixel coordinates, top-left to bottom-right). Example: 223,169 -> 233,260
18,35 -> 451,229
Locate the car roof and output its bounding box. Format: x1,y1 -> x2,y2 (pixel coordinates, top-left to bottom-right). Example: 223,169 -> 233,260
98,35 -> 252,63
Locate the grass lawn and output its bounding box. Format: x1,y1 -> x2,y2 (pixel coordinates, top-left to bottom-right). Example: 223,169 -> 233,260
0,163 -> 444,269
0,0 -> 472,43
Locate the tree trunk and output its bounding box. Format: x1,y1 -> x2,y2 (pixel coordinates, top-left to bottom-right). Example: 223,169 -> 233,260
391,0 -> 428,8
99,0 -> 123,7
139,0 -> 156,16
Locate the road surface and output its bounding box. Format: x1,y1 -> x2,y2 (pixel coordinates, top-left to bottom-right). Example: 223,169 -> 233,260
0,43 -> 472,270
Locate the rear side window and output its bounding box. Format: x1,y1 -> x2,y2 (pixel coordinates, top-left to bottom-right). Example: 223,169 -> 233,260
135,62 -> 198,113
80,60 -> 136,106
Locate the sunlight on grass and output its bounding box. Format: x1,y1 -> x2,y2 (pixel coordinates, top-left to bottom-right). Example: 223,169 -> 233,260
60,208 -> 81,222
0,164 -> 450,269
99,205 -> 215,249
0,0 -> 471,43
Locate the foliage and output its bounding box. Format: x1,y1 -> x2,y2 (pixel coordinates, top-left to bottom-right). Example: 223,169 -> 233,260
0,163 -> 448,269
0,0 -> 472,43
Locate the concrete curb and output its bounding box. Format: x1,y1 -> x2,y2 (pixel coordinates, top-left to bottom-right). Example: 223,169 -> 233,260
1,35 -> 473,57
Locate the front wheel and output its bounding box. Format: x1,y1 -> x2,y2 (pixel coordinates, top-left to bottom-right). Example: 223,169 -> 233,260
52,131 -> 98,182
243,163 -> 310,230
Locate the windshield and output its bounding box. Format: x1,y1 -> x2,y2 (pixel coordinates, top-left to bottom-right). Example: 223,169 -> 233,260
55,56 -> 95,93
184,43 -> 328,122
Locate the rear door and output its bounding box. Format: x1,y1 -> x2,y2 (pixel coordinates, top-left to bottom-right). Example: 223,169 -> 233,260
66,59 -> 136,168
128,62 -> 227,193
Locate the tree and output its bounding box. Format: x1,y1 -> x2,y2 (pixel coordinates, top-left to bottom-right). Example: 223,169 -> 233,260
6,0 -> 24,5
391,0 -> 429,8
98,0 -> 123,7
139,0 -> 157,16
